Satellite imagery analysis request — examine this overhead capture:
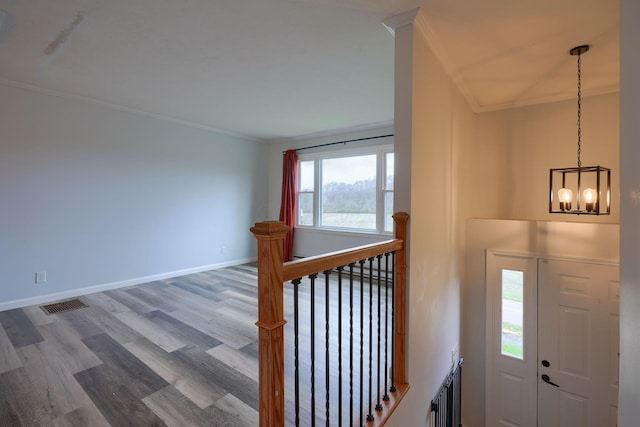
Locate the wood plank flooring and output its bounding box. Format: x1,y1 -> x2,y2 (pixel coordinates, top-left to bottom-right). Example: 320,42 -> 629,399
0,265 -> 262,427
0,263 -> 393,426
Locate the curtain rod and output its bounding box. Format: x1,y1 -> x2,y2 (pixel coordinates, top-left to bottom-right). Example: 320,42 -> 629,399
283,134 -> 394,154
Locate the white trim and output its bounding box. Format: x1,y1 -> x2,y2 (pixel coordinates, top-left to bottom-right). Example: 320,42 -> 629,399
296,145 -> 394,234
411,10 -> 479,112
473,85 -> 620,113
488,248 -> 619,267
0,78 -> 260,142
382,8 -> 480,112
296,142 -> 393,159
295,225 -> 392,239
381,8 -> 421,35
269,122 -> 394,145
485,250 -> 538,427
383,9 -> 620,114
0,258 -> 256,312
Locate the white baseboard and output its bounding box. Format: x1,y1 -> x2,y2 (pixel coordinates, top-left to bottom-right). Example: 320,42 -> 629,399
0,257 -> 257,312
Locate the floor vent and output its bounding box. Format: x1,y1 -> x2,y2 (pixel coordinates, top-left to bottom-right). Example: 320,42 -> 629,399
40,299 -> 88,315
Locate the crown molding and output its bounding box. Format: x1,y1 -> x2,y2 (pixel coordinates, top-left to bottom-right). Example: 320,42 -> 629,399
382,8 -> 480,111
268,121 -> 394,145
382,7 -> 420,36
0,77 -> 261,142
413,9 -> 480,112
475,85 -> 620,113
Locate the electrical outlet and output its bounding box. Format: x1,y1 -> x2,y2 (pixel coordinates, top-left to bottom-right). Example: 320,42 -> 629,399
221,246 -> 226,255
35,271 -> 47,284
451,345 -> 459,365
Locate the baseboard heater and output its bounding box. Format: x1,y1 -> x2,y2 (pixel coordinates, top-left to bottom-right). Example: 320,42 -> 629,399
431,358 -> 464,427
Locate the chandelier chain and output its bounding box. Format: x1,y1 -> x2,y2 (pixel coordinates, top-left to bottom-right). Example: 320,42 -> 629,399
549,44 -> 610,215
577,51 -> 582,169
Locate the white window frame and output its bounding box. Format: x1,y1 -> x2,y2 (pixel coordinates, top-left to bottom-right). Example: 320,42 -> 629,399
296,145 -> 393,235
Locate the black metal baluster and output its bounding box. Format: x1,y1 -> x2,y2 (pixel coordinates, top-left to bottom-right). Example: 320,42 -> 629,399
348,263 -> 355,427
358,259 -> 365,427
337,266 -> 344,427
323,269 -> 331,426
431,360 -> 464,427
292,278 -> 302,427
367,257 -> 374,422
390,251 -> 397,393
383,252 -> 390,401
456,361 -> 463,427
453,377 -> 457,426
375,254 -> 383,412
309,273 -> 317,427
446,384 -> 452,427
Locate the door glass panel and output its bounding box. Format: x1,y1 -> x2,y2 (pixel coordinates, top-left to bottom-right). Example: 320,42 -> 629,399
501,269 -> 524,359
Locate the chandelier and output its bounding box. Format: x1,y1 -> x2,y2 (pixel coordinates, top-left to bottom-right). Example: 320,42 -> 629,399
549,45 -> 611,215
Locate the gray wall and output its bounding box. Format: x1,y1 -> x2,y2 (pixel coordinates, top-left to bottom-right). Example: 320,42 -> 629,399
0,83 -> 268,309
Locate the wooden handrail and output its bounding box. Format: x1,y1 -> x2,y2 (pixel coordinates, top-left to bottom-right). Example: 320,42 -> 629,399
251,212 -> 409,427
283,239 -> 403,282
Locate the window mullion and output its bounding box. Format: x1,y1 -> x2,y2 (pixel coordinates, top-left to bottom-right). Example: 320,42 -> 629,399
314,158 -> 321,227
376,151 -> 384,233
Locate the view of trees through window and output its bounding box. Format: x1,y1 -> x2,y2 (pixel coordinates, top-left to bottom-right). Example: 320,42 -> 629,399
321,155 -> 376,229
297,150 -> 393,232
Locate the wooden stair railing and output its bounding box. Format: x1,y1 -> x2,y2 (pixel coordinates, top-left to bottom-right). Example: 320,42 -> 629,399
251,212 -> 409,427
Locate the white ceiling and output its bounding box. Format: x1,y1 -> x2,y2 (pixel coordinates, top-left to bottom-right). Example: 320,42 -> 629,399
0,0 -> 619,141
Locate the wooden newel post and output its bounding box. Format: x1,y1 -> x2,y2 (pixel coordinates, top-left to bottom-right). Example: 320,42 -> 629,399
251,221 -> 289,427
392,212 -> 409,385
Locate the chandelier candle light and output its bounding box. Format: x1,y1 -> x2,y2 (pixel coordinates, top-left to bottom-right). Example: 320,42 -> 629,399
549,44 -> 611,215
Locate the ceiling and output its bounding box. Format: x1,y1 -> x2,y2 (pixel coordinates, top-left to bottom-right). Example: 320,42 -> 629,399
0,0 -> 619,141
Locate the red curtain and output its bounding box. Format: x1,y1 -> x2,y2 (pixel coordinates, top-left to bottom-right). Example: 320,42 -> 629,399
279,150 -> 298,262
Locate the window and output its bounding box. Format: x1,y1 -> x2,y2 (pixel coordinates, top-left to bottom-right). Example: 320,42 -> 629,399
501,269 -> 524,359
384,152 -> 394,232
297,147 -> 394,233
298,160 -> 314,226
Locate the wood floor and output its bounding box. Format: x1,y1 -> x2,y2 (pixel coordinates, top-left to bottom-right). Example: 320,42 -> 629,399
0,263 -> 392,426
0,264 -> 264,427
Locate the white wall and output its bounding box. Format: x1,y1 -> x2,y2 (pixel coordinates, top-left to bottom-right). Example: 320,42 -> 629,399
267,126 -> 394,257
388,9 -> 475,425
0,82 -> 268,309
619,0 -> 640,425
472,93 -> 619,223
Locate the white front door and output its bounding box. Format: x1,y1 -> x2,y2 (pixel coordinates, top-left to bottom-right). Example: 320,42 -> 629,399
486,251 -> 538,427
486,253 -> 619,427
537,258 -> 619,427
